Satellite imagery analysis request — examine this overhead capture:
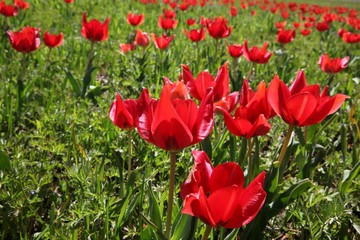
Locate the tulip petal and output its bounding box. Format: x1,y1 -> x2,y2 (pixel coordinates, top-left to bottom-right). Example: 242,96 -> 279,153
289,70 -> 307,95
209,162 -> 244,193
287,92 -> 317,126
192,89 -> 214,143
238,171 -> 266,226
246,114 -> 271,139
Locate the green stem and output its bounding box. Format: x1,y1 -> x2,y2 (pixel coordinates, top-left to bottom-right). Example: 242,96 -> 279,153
16,54 -> 28,124
327,74 -> 335,86
82,42 -> 95,97
127,130 -> 132,178
277,125 -> 294,167
165,151 -> 177,239
247,138 -> 254,182
202,225 -> 212,240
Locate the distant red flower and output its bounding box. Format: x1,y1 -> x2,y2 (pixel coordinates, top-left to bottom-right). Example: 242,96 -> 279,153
300,28 -> 311,36
182,153 -> 266,229
108,93 -> 138,130
275,21 -> 287,29
315,21 -> 330,32
277,28 -> 296,44
127,12 -> 144,26
186,18 -> 196,26
267,70 -> 349,127
81,13 -> 110,42
7,26 -> 40,53
251,10 -> 256,16
183,28 -> 205,42
158,15 -> 178,30
151,33 -> 174,50
206,17 -> 232,39
0,1 -> 18,17
64,0 -> 74,3
338,29 -> 360,43
318,54 -> 349,74
293,22 -> 300,28
304,21 -> 313,28
14,0 -> 29,9
230,6 -> 237,16
179,2 -> 188,11
44,31 -> 64,48
135,29 -> 150,47
120,43 -> 136,54
163,8 -> 176,19
242,40 -> 272,64
226,43 -> 243,58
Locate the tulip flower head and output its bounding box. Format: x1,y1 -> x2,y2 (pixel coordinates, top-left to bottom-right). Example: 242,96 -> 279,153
186,18 -> 196,26
267,70 -> 349,127
7,26 -> 40,53
127,12 -> 144,27
318,54 -> 349,74
300,28 -> 311,36
181,150 -> 267,229
277,28 -> 296,44
226,43 -> 243,58
136,84 -> 214,152
315,21 -> 330,32
158,15 -> 178,30
135,29 -> 150,47
183,28 -> 205,42
151,33 -> 174,50
44,31 -> 64,48
230,6 -> 238,16
206,17 -> 232,39
108,93 -> 138,130
120,43 -> 136,54
0,1 -> 18,17
14,0 -> 29,9
242,40 -> 272,64
64,0 -> 74,3
81,13 -> 110,42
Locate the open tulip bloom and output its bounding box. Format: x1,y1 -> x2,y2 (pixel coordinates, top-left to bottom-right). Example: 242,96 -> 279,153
44,31 -> 64,48
151,33 -> 174,50
81,13 -> 110,42
268,70 -> 349,127
127,12 -> 144,27
8,26 -> 40,53
181,150 -> 266,229
318,54 -> 349,74
243,40 -> 272,64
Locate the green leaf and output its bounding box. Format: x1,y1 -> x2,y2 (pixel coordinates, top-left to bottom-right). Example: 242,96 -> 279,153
140,212 -> 167,240
147,181 -> 163,232
0,150 -> 11,171
340,161 -> 360,196
224,228 -> 239,240
65,70 -> 81,97
269,179 -> 313,219
170,213 -> 197,240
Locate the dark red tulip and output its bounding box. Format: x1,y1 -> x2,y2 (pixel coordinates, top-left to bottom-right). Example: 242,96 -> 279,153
135,29 -> 150,47
108,93 -> 138,130
338,29 -> 360,43
226,43 -> 243,58
127,12 -> 144,26
183,28 -> 205,42
136,84 -> 214,152
14,0 -> 29,9
120,43 -> 136,54
158,15 -> 178,30
182,153 -> 266,229
293,22 -> 301,28
300,28 -> 311,36
0,1 -> 18,17
186,18 -> 196,26
179,2 -> 188,11
163,8 -> 176,18
44,31 -> 64,48
230,6 -> 237,16
64,0 -> 74,3
206,17 -> 232,39
242,40 -> 272,64
318,54 -> 349,74
151,33 -> 174,50
81,13 -> 110,42
277,28 -> 296,44
7,26 -> 40,53
315,21 -> 330,32
267,70 -> 349,127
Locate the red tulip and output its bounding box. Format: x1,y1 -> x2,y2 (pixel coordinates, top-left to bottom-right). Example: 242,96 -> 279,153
293,22 -> 301,28
108,93 -> 138,130
300,28 -> 311,36
315,21 -> 330,32
275,21 -> 287,29
64,0 -> 74,3
81,13 -> 110,42
44,31 -> 64,48
267,70 -> 349,127
151,33 -> 174,50
183,28 -> 205,42
277,28 -> 296,44
158,15 -> 178,30
182,153 -> 266,229
318,54 -> 349,74
179,2 -> 188,11
226,43 -> 243,58
206,17 -> 232,39
127,12 -> 144,26
14,0 -> 29,9
163,8 -> 176,19
135,29 -> 150,47
186,18 -> 196,26
339,29 -> 360,43
163,77 -> 190,101
182,62 -> 229,102
230,6 -> 238,16
7,26 -> 40,53
120,42 -> 136,54
0,1 -> 18,17
136,84 -> 214,152
242,40 -> 272,64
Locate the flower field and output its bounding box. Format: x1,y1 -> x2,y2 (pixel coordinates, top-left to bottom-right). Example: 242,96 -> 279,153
0,0 -> 360,239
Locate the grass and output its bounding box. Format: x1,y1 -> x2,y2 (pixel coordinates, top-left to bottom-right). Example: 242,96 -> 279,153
0,0 -> 359,239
